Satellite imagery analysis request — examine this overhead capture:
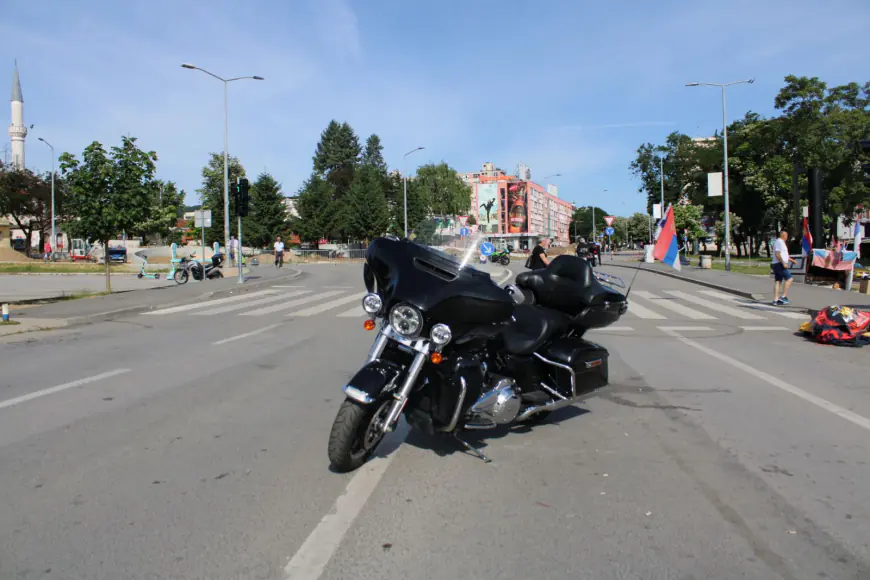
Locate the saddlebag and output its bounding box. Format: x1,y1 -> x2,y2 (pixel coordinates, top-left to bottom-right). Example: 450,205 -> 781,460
539,338 -> 609,398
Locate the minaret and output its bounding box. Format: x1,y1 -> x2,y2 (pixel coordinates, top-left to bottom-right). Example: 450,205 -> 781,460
8,61 -> 26,169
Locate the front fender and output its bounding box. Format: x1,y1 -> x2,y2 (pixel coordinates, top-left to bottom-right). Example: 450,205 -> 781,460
343,360 -> 403,405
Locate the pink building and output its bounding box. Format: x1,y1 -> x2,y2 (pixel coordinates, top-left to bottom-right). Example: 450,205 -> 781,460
461,162 -> 574,249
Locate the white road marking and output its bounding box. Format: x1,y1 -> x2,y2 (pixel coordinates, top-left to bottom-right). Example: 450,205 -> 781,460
143,290 -> 277,315
288,292 -> 367,317
661,328 -> 870,432
498,268 -> 514,285
698,290 -> 808,319
624,299 -> 667,320
283,420 -> 411,579
633,290 -> 717,320
336,306 -> 364,318
193,291 -> 311,316
212,324 -> 283,345
241,291 -> 346,317
664,290 -> 765,320
740,326 -> 791,331
658,326 -> 714,331
324,286 -> 352,289
0,369 -> 131,411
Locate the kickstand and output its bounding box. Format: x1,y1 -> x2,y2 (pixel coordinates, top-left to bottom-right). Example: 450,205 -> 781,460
453,433 -> 492,464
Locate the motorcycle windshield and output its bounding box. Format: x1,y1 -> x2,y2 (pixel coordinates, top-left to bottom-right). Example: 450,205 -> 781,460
364,218 -> 514,329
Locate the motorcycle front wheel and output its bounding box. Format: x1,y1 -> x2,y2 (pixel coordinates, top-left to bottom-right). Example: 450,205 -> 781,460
174,269 -> 189,284
328,398 -> 392,473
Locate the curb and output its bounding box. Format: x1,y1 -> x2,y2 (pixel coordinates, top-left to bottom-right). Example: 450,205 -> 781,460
57,268 -> 306,327
603,262 -> 758,300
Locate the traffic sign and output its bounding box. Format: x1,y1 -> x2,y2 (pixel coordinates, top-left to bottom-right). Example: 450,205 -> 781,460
479,242 -> 495,256
460,227 -> 470,237
194,210 -> 212,228
605,227 -> 615,236
604,216 -> 616,227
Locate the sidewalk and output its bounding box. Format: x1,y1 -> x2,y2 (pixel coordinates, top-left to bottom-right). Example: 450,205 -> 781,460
605,258 -> 870,314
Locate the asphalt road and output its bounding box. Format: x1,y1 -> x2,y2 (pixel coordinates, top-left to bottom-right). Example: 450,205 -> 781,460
1,259 -> 869,579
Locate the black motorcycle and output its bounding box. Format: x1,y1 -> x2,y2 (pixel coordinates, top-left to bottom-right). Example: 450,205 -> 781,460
173,253 -> 225,284
327,236 -> 628,472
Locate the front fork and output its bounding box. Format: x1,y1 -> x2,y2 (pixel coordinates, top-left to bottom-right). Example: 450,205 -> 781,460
367,325 -> 430,434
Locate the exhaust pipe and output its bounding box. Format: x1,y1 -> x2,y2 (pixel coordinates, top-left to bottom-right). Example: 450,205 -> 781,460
516,388 -> 604,422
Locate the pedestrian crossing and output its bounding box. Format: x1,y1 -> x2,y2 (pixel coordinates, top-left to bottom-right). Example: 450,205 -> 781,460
142,285 -> 810,324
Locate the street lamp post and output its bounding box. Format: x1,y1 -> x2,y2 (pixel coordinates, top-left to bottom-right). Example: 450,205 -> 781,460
37,137 -> 56,260
686,79 -> 755,272
181,64 -> 263,265
403,147 -> 424,238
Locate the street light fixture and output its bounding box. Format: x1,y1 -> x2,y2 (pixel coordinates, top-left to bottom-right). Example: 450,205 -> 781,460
686,78 -> 755,271
181,63 -> 264,282
37,137 -> 56,260
403,146 -> 425,238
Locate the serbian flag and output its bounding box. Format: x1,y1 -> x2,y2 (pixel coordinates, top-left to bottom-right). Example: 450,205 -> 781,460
801,218 -> 813,257
653,204 -> 681,270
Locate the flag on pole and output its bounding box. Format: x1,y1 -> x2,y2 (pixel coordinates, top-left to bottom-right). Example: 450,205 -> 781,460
801,217 -> 813,257
854,219 -> 863,259
653,204 -> 681,270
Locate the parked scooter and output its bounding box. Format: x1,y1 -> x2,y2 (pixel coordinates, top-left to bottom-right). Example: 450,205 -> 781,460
174,253 -> 225,284
137,258 -> 161,280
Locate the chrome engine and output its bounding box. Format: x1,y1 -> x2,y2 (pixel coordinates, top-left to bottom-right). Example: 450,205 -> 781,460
465,378 -> 521,429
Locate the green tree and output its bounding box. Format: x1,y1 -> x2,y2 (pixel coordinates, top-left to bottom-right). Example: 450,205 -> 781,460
245,172 -> 287,248
627,212 -> 651,244
197,153 -> 246,246
385,171 -> 428,237
133,180 -> 184,244
571,206 -> 610,241
344,165 -> 390,242
672,204 -> 706,254
414,162 -> 471,218
293,173 -> 336,243
313,120 -> 361,198
59,136 -> 158,291
361,134 -> 387,172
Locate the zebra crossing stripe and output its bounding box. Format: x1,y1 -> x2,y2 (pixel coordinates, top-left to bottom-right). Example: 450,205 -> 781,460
632,291 -> 717,320
663,290 -> 765,320
143,290 -> 278,315
287,293 -> 367,317
193,290 -> 311,316
625,300 -> 667,320
336,306 -> 364,318
697,290 -> 808,320
240,291 -> 346,317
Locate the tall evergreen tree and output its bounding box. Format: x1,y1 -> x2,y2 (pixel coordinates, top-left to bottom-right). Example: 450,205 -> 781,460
313,120 -> 361,198
245,172 -> 287,247
362,134 -> 387,172
344,165 -> 390,242
294,173 -> 336,243
196,153 -> 245,244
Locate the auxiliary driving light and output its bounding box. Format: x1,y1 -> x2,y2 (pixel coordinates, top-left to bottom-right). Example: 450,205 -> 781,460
362,293 -> 383,315
430,323 -> 452,346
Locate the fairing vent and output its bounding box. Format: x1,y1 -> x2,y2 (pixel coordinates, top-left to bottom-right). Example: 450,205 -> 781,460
412,258 -> 458,282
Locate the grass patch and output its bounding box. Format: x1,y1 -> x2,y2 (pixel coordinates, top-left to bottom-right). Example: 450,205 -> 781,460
0,263 -> 168,274
0,319 -> 21,326
710,262 -> 773,276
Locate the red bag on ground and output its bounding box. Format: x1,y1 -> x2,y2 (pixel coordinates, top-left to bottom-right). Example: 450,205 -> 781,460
799,306 -> 870,346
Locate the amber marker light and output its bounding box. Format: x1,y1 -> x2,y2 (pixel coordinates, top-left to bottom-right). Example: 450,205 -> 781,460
430,352 -> 443,364
364,319 -> 376,331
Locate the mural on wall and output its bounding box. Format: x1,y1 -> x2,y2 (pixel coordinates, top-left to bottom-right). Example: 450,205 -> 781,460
507,182 -> 528,234
477,183 -> 499,232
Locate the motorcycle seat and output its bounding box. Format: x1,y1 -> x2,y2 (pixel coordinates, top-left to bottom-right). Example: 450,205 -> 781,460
500,304 -> 570,355
516,255 -> 624,309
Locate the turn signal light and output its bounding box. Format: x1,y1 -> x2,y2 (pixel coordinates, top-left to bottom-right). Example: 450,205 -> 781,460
363,319 -> 376,331
430,352 -> 443,364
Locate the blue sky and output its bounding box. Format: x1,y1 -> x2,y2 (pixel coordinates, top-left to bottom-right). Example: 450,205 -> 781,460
4,0 -> 869,215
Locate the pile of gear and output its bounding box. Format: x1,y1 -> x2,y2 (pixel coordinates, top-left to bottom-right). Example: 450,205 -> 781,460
798,305 -> 870,347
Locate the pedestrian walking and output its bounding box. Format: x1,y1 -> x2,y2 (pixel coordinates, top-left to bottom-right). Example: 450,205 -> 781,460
273,236 -> 285,268
772,229 -> 796,305
526,237 -> 551,270
228,235 -> 237,267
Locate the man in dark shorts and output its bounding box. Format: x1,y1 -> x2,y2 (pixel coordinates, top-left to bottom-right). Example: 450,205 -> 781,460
529,238 -> 551,270
771,229 -> 796,305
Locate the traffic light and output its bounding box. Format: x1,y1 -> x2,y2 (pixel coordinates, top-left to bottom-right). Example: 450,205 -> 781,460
235,178 -> 250,217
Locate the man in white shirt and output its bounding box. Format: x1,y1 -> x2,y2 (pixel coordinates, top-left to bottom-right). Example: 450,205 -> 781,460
771,229 -> 796,305
273,236 -> 285,268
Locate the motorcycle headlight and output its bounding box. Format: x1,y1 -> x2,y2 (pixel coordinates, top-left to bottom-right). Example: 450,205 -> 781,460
389,304 -> 423,338
362,293 -> 383,315
430,323 -> 452,346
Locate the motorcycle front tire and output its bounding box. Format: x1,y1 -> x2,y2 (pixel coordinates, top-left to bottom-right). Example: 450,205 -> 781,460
500,255 -> 510,265
174,269 -> 189,284
328,398 -> 391,473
